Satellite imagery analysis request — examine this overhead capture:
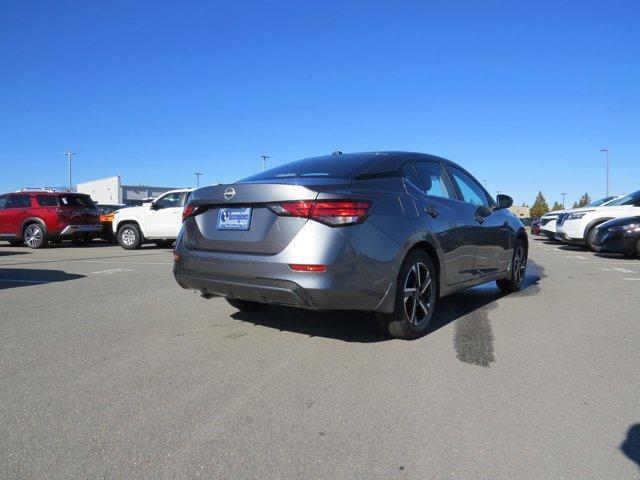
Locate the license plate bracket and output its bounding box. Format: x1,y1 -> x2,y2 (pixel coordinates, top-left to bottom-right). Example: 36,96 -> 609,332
217,207 -> 252,231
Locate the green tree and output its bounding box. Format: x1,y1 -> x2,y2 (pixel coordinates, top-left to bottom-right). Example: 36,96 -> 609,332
575,193 -> 591,208
530,191 -> 550,218
551,201 -> 563,211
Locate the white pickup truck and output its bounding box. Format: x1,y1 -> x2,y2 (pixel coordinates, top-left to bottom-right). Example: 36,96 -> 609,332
112,189 -> 193,249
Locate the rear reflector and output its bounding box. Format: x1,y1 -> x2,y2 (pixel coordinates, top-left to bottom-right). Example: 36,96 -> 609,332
289,264 -> 326,272
270,200 -> 371,226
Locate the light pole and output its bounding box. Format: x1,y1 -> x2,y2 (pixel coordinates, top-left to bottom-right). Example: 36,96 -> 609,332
600,148 -> 609,196
561,192 -> 566,208
64,152 -> 75,190
260,154 -> 270,172
194,172 -> 203,188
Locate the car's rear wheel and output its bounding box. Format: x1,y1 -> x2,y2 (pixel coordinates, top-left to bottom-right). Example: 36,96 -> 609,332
496,238 -> 527,294
71,237 -> 91,246
377,250 -> 437,340
225,298 -> 267,311
118,224 -> 142,250
24,223 -> 48,249
154,240 -> 174,248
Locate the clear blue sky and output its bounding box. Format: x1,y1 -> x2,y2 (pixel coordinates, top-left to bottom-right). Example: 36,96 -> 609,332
1,0 -> 638,207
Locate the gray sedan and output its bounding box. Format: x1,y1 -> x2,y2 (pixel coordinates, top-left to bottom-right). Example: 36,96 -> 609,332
174,151 -> 527,339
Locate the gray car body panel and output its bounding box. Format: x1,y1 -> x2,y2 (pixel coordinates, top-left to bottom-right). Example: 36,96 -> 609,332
174,152 -> 526,313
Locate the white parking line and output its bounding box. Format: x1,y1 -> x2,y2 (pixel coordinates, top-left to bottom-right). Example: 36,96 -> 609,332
91,268 -> 135,274
622,278 -> 640,281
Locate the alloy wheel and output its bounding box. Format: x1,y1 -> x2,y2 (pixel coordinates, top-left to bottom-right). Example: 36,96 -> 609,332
513,246 -> 526,284
402,262 -> 434,326
121,228 -> 136,246
25,225 -> 43,248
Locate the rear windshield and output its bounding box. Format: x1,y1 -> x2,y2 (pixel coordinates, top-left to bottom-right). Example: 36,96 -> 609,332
605,190 -> 640,207
242,154 -> 380,181
59,195 -> 95,207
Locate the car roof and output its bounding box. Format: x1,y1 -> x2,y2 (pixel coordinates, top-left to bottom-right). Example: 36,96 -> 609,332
280,151 -> 464,177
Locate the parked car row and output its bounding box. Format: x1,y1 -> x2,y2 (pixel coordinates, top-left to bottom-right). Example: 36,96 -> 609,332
0,186 -> 194,249
533,190 -> 640,257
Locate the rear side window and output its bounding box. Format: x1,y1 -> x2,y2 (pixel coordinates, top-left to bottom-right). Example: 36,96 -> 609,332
36,195 -> 58,207
2,195 -> 31,208
401,164 -> 423,190
59,195 -> 94,207
413,162 -> 453,199
448,167 -> 490,206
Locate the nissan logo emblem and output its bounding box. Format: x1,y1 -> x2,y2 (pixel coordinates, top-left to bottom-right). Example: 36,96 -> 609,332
224,187 -> 236,200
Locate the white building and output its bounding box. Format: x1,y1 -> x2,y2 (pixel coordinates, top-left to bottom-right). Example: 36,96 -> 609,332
77,176 -> 184,205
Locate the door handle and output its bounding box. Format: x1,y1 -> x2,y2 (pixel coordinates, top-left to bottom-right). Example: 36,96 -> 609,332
424,206 -> 439,218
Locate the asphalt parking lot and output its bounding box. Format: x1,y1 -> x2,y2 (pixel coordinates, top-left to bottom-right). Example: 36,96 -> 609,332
1,238 -> 639,479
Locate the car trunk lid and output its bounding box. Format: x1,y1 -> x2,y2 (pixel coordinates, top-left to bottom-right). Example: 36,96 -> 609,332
185,178 -> 351,254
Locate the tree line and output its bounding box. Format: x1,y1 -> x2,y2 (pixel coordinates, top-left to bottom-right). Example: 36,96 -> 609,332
529,192 -> 592,218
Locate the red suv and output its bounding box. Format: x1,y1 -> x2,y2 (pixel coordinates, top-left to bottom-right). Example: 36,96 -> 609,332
0,190 -> 101,248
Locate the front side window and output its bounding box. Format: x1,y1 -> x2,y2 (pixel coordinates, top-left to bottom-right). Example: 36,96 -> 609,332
606,190 -> 640,207
154,192 -> 182,209
448,167 -> 490,206
413,162 -> 452,199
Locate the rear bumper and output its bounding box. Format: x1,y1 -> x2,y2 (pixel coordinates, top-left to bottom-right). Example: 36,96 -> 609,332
174,268 -> 320,308
58,224 -> 102,238
172,221 -> 400,312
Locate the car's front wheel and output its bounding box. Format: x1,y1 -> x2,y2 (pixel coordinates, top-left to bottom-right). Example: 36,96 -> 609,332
636,238 -> 640,259
24,223 -> 48,249
225,298 -> 267,311
377,250 -> 437,340
117,224 -> 142,250
496,238 -> 527,294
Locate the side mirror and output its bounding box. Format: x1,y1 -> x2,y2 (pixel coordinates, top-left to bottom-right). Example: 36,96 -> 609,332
496,194 -> 513,209
149,202 -> 159,210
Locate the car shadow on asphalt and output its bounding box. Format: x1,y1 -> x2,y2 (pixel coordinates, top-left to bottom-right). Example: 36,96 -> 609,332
621,424 -> 640,472
0,249 -> 31,257
0,268 -> 85,290
231,262 -> 544,344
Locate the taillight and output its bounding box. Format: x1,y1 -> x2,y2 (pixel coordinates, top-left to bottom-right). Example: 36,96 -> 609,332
269,200 -> 371,227
182,204 -> 205,222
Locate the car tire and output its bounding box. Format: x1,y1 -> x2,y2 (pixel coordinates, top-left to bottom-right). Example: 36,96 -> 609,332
23,223 -> 48,249
154,240 -> 174,248
377,249 -> 438,340
585,226 -> 600,251
71,237 -> 91,246
117,224 -> 143,250
496,238 -> 528,294
636,239 -> 640,259
225,298 -> 267,311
